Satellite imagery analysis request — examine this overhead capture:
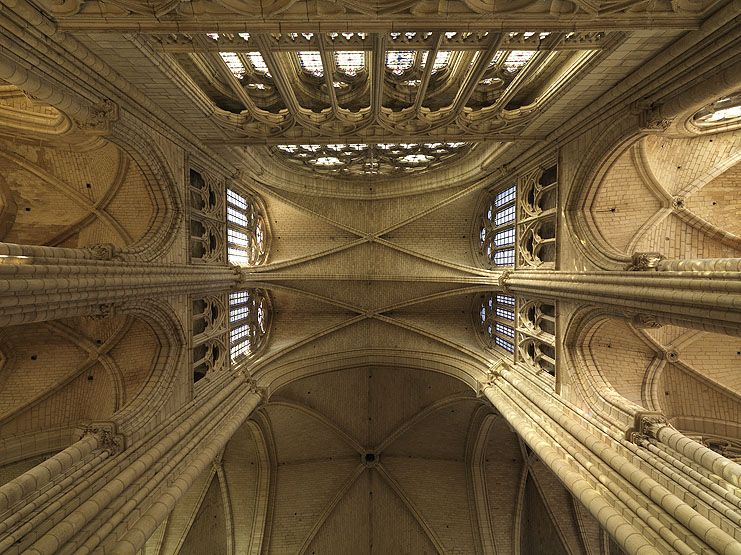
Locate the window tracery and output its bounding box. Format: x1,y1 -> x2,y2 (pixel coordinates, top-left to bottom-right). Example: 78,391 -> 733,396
156,29 -> 606,142
229,289 -> 270,363
273,142 -> 469,177
479,184 -> 516,267
226,187 -> 267,266
192,295 -> 228,383
693,92 -> 741,126
189,169 -> 226,264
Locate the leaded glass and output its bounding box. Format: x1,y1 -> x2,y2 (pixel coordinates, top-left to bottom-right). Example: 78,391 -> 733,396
503,50 -> 534,73
298,51 -> 324,77
480,184 -> 516,268
420,50 -> 452,72
694,93 -> 741,125
227,187 -> 267,266
479,293 -> 517,356
386,51 -> 415,75
247,52 -> 271,76
229,289 -> 270,362
335,51 -> 365,76
220,52 -> 246,79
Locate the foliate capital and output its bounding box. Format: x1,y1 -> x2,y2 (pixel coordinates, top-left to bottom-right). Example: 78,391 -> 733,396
627,252 -> 665,271
478,360 -> 509,396
498,269 -> 513,292
74,99 -> 119,134
628,411 -> 668,443
638,105 -> 673,132
77,421 -> 125,454
84,243 -> 121,261
630,313 -> 664,329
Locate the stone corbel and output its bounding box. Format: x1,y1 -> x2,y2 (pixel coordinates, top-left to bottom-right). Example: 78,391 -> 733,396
73,99 -> 119,135
627,411 -> 668,443
75,421 -> 126,454
627,252 -> 665,271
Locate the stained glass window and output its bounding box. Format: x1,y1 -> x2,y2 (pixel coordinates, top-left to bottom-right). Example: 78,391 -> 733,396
298,51 -> 324,77
480,293 -> 516,355
694,93 -> 741,125
227,188 -> 267,266
480,184 -> 516,267
229,289 -> 270,362
335,51 -> 365,76
421,50 -> 452,72
247,52 -> 271,76
503,51 -> 535,73
386,51 -> 415,75
220,52 -> 246,79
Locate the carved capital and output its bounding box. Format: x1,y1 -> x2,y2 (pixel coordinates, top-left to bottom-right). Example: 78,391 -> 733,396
73,99 -> 119,134
627,252 -> 665,271
478,360 -> 509,396
77,421 -> 125,454
638,105 -> 673,132
84,243 -> 121,261
498,269 -> 513,292
86,303 -> 116,321
631,313 -> 664,329
627,411 -> 668,442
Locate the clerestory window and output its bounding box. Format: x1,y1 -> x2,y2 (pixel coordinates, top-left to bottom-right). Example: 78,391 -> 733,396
480,293 -> 516,355
227,188 -> 267,266
229,289 -> 270,362
480,184 -> 516,267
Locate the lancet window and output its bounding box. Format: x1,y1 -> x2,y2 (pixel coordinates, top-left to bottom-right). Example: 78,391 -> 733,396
479,293 -> 516,355
479,184 -> 516,267
478,293 -> 558,378
229,289 -> 270,362
226,187 -> 267,266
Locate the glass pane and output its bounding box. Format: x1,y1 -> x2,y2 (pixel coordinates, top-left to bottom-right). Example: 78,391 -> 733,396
335,51 -> 365,76
503,50 -> 534,73
298,51 -> 324,77
386,51 -> 415,75
220,52 -> 246,79
495,205 -> 515,226
495,185 -> 516,207
247,52 -> 271,76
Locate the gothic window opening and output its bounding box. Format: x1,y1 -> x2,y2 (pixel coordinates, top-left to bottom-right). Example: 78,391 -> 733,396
480,293 -> 516,355
502,50 -> 535,73
385,51 -> 416,75
226,188 -> 267,266
335,51 -> 365,77
420,50 -> 452,72
298,51 -> 324,77
480,184 -> 516,267
219,52 -> 246,79
693,92 -> 741,126
229,289 -> 270,363
247,52 -> 271,76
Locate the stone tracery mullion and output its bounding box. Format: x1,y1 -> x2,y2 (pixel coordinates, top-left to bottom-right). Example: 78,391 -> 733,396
411,32 -> 442,115
254,34 -> 323,134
